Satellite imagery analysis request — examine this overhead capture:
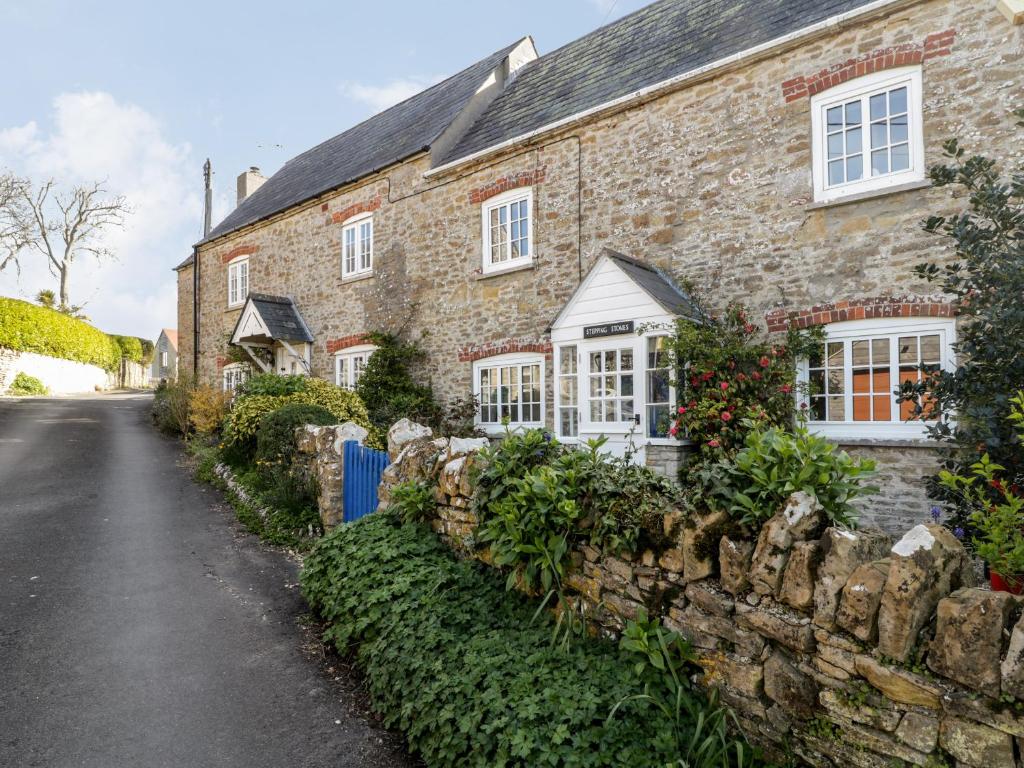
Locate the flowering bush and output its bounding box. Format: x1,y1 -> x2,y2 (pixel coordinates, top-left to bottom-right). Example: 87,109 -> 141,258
657,304 -> 821,469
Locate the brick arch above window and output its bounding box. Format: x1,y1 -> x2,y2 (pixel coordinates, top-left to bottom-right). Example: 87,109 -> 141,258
780,28 -> 955,103
765,297 -> 955,333
330,196 -> 381,225
326,334 -> 371,354
458,338 -> 552,363
221,244 -> 259,264
469,167 -> 546,205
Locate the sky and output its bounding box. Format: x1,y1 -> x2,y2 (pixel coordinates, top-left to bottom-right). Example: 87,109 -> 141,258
0,0 -> 648,341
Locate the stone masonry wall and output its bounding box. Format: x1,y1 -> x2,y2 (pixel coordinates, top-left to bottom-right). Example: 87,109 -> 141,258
176,263 -> 194,381
377,422 -> 1024,768
187,0 -> 1023,532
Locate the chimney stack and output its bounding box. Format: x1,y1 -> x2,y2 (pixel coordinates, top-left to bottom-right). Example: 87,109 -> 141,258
236,166 -> 266,207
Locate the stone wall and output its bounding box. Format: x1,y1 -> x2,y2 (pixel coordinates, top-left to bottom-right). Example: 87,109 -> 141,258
291,421 -> 370,528
184,0 -> 1023,532
377,422 -> 1024,768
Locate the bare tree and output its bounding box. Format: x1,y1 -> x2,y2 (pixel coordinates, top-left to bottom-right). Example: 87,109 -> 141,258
0,173 -> 31,273
17,180 -> 130,310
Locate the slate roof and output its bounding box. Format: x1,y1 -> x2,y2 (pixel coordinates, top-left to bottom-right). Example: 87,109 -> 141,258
235,294 -> 314,343
439,0 -> 878,164
604,249 -> 701,319
200,40 -> 525,245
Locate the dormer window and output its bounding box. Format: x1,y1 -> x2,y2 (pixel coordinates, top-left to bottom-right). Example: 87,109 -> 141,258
811,67 -> 924,203
481,188 -> 532,275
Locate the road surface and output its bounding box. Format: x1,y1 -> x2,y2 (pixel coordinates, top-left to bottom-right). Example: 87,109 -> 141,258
0,393 -> 412,768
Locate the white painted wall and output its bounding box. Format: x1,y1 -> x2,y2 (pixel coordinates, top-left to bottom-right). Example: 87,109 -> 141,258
0,348 -> 112,395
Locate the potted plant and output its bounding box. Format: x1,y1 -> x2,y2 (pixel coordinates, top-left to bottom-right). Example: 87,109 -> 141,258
939,453 -> 1024,594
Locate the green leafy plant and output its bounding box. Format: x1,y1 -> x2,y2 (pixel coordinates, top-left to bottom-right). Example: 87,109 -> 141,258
898,111 -> 1024,529
389,480 -> 437,525
110,334 -> 144,363
0,296 -> 121,371
188,385 -> 231,435
151,376 -> 195,436
356,332 -> 440,431
237,372 -> 308,397
616,609 -> 755,768
706,424 -> 878,527
6,371 -> 48,396
938,393 -> 1024,582
300,513 -> 754,767
254,402 -> 337,466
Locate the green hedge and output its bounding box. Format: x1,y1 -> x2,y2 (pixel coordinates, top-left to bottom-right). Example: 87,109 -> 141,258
301,515 -> 726,767
0,297 -> 122,371
110,334 -> 144,363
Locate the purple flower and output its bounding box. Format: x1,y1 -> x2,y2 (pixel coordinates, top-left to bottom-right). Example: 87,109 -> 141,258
953,526 -> 965,540
930,505 -> 942,521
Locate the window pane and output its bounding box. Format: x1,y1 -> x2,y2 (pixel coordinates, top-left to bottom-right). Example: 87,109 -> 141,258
620,349 -> 633,371
846,127 -> 862,154
845,100 -> 861,125
898,337 -> 918,364
891,143 -> 910,172
828,396 -> 846,421
648,404 -> 669,438
852,340 -> 870,366
871,122 -> 887,149
560,408 -> 578,437
560,377 -> 577,403
647,337 -> 667,368
873,395 -> 892,421
590,352 -> 601,373
811,396 -> 826,421
560,346 -> 576,374
870,92 -> 887,121
827,106 -> 843,130
828,160 -> 844,185
852,368 -> 871,394
604,351 -> 616,371
621,399 -> 634,420
846,155 -> 862,182
590,376 -> 602,397
871,338 -> 890,364
828,132 -> 844,158
590,401 -> 602,421
809,369 -> 825,397
920,335 -> 940,362
827,370 -> 845,395
891,114 -> 908,143
889,87 -> 907,115
827,342 -> 844,367
871,149 -> 888,176
621,374 -> 633,397
853,395 -> 871,421
647,369 -> 669,403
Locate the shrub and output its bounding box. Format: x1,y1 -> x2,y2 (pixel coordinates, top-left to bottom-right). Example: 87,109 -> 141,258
188,386 -> 231,435
255,403 -> 337,466
0,297 -> 121,371
301,514 -> 753,768
237,372 -> 308,397
656,303 -> 821,471
355,332 -> 442,433
7,372 -> 48,396
705,425 -> 878,528
110,334 -> 143,363
473,430 -> 682,593
152,377 -> 194,436
223,376 -> 375,457
899,112 -> 1024,531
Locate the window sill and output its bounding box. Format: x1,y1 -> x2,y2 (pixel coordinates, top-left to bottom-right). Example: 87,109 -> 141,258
831,437 -> 939,450
806,179 -> 931,211
477,422 -> 544,437
340,271 -> 374,285
225,305 -> 243,313
475,260 -> 535,280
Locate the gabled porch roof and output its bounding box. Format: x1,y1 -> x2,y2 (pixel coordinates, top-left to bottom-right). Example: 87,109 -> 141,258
229,294 -> 314,346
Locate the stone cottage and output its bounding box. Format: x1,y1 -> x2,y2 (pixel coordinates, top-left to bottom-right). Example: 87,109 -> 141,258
176,0 -> 1024,531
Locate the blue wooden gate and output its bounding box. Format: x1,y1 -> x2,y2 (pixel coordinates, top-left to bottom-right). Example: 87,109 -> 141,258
342,440 -> 390,522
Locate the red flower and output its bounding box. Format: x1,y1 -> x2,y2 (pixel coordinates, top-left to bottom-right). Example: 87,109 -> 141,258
759,356 -> 770,367
737,373 -> 747,382
719,381 -> 729,391
669,425 -> 678,437
707,439 -> 720,448
752,371 -> 762,381
677,406 -> 687,414
721,411 -> 732,422
780,384 -> 792,394
744,323 -> 755,334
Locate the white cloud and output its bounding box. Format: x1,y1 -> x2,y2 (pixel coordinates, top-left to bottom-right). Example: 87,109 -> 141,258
0,91 -> 199,340
339,76 -> 442,114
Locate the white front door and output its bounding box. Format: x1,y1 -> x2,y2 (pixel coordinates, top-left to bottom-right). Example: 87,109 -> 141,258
579,337 -> 645,461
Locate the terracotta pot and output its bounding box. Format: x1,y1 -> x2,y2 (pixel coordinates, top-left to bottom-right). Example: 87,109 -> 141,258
990,571 -> 1024,594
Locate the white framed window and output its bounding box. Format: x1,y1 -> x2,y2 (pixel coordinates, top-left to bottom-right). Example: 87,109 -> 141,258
585,346 -> 636,426
222,363 -> 250,393
556,345 -> 578,439
481,188 -> 533,275
341,214 -> 373,278
334,344 -> 376,389
160,351 -> 169,368
645,336 -> 674,439
473,353 -> 544,434
797,317 -> 955,440
811,66 -> 924,203
227,257 -> 249,307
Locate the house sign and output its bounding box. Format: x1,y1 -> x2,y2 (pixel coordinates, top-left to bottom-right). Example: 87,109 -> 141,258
583,320 -> 635,339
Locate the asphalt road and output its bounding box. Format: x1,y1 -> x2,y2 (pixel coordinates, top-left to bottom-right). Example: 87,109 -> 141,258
0,393 -> 413,768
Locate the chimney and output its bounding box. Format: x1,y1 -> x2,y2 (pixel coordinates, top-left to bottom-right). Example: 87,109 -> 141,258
236,166 -> 266,207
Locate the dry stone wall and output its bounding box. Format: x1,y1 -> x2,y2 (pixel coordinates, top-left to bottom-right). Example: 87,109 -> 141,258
376,422 -> 1024,768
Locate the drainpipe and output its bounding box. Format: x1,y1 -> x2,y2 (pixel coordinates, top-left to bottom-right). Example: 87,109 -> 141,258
192,245 -> 200,378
